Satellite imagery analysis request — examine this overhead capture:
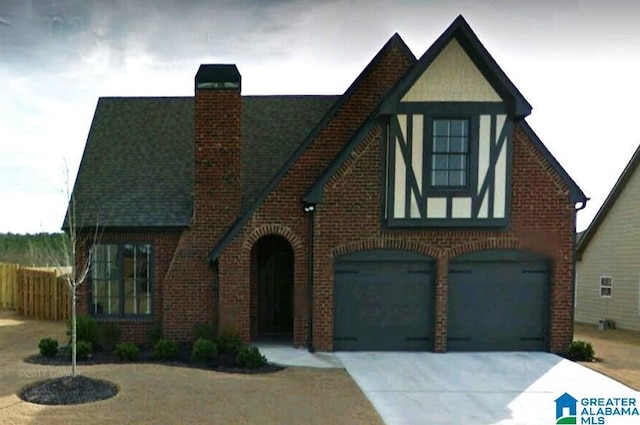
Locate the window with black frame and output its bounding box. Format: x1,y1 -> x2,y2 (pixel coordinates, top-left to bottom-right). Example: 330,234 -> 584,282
431,118 -> 470,188
90,243 -> 152,316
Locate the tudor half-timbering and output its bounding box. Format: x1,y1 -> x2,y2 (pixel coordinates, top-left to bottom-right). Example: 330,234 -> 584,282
384,38 -> 524,226
69,16 -> 586,354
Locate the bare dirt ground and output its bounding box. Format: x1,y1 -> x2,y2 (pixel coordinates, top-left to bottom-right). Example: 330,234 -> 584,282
574,322 -> 640,390
0,310 -> 382,425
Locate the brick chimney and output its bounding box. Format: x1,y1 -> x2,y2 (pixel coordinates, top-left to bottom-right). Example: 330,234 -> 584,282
194,64 -> 242,234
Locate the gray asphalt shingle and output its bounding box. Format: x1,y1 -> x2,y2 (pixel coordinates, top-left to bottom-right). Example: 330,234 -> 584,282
69,95 -> 338,228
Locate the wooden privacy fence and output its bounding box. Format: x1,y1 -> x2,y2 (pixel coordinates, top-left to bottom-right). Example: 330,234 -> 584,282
0,262 -> 71,321
0,262 -> 19,309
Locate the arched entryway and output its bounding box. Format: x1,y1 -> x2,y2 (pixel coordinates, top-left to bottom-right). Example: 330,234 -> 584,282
251,235 -> 294,339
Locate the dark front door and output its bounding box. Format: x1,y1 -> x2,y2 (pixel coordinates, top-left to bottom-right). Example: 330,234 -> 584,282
257,236 -> 293,336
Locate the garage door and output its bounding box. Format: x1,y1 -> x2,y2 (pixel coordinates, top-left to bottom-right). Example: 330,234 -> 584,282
334,249 -> 434,351
448,250 -> 549,351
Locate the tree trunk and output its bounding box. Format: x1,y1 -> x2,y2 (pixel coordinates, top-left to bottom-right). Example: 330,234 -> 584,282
72,289 -> 77,378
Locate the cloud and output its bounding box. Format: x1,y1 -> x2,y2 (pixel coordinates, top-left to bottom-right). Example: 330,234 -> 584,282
1,0 -> 640,232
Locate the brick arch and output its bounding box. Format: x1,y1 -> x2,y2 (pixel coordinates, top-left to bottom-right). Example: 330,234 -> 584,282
331,238 -> 440,259
446,237 -> 556,259
242,224 -> 305,343
242,224 -> 304,257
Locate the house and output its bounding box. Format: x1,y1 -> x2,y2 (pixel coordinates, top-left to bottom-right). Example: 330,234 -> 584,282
576,145 -> 640,331
68,16 -> 587,353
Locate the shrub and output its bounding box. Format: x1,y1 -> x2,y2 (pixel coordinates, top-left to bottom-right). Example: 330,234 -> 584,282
115,342 -> 140,362
191,338 -> 218,363
98,323 -> 121,352
67,315 -> 98,347
77,341 -> 93,360
146,322 -> 163,345
235,346 -> 267,369
216,329 -> 243,356
193,323 -> 215,341
67,341 -> 93,361
569,340 -> 595,361
38,338 -> 59,358
153,338 -> 179,360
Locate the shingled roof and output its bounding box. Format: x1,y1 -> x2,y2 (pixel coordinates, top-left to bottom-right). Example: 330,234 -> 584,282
241,95 -> 339,209
68,95 -> 338,229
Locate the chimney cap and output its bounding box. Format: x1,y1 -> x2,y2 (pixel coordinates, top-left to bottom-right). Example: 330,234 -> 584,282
195,64 -> 241,91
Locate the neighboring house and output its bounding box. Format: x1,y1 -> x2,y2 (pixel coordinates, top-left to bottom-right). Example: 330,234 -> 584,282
68,16 -> 587,353
576,145 -> 640,331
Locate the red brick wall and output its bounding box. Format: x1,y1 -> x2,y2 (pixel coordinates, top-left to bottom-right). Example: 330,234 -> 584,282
75,231 -> 181,343
214,40 -> 416,346
313,123 -> 575,352
211,39 -> 574,353
156,87 -> 243,341
82,86 -> 244,343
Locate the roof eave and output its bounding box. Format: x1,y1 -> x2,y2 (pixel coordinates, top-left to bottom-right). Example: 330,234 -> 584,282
577,144 -> 640,255
303,115 -> 382,204
519,120 -> 587,205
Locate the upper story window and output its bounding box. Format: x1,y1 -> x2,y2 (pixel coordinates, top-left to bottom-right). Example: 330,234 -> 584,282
431,118 -> 470,188
385,106 -> 509,226
90,243 -> 153,317
599,276 -> 612,298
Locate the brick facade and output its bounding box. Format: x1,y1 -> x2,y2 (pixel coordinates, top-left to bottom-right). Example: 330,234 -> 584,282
210,41 -> 575,352
75,30 -> 577,353
214,40 -> 415,347
312,123 -> 575,352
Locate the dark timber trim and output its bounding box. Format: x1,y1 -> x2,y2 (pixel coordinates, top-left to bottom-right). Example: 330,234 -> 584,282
384,107 -> 511,227
396,102 -> 507,114
386,217 -> 508,228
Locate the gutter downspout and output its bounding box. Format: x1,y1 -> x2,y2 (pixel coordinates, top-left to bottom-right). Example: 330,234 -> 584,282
570,198 -> 589,351
304,202 -> 316,353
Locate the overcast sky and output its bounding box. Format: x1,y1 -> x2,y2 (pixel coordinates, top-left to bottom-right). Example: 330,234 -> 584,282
1,0 -> 639,233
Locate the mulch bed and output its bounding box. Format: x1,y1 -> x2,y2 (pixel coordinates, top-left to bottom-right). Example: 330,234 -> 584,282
24,343 -> 285,375
19,375 -> 119,405
21,344 -> 284,405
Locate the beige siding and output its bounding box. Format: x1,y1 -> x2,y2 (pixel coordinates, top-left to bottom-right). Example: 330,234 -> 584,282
426,197 -> 447,218
451,197 -> 472,218
576,166 -> 640,331
410,115 -> 423,218
493,137 -> 507,218
478,114 -> 491,195
402,39 -> 502,102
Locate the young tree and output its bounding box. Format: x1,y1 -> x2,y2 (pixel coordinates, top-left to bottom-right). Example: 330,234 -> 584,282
48,164 -> 101,378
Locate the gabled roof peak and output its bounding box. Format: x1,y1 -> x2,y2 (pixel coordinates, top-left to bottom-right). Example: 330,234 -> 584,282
380,14 -> 532,117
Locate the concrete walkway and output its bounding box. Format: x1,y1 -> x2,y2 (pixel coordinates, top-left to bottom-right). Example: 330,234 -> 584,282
255,342 -> 344,369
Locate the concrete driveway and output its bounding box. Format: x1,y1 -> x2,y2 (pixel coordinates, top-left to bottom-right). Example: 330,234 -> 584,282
337,352 -> 637,425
